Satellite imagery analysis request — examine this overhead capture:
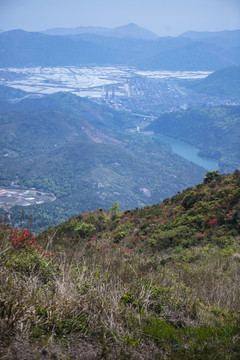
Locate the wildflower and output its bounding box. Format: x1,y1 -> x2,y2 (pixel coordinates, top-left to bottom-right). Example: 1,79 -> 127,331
206,219 -> 218,225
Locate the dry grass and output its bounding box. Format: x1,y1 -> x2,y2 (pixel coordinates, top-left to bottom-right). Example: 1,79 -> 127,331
0,225 -> 239,359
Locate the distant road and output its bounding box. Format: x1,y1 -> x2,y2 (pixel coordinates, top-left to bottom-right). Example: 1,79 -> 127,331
132,113 -> 157,119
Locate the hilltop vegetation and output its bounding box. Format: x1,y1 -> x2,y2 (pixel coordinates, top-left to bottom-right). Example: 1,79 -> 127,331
147,105 -> 240,173
39,170 -> 240,254
0,171 -> 240,359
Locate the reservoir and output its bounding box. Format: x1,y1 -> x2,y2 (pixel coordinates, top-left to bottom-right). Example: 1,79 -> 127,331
150,133 -> 219,171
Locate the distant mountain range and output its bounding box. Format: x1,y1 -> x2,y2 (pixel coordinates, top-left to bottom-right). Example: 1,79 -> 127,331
43,23 -> 159,40
179,29 -> 240,47
0,28 -> 239,70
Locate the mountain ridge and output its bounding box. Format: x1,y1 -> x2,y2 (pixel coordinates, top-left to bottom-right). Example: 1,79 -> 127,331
0,29 -> 238,70
179,29 -> 240,47
43,23 -> 159,40
186,66 -> 240,98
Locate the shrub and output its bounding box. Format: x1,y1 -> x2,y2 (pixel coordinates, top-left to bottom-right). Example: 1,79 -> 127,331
113,231 -> 126,243
74,221 -> 95,237
9,228 -> 36,250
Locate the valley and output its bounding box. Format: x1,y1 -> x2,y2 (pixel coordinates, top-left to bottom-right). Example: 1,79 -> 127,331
0,29 -> 239,234
1,66 -> 236,116
0,17 -> 239,358
0,67 -> 239,233
143,132 -> 219,171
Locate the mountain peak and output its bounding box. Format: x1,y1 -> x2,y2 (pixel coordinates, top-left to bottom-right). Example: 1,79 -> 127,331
112,23 -> 159,40
117,23 -> 138,28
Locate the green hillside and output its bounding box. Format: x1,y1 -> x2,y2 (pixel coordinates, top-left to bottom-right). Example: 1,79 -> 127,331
0,171 -> 239,359
39,170 -> 240,253
3,134 -> 205,233
0,110 -> 90,156
0,91 -> 135,130
146,106 -> 240,173
0,84 -> 27,102
0,91 -> 207,233
187,66 -> 240,99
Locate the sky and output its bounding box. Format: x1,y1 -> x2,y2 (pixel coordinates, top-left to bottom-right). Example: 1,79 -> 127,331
0,0 -> 239,36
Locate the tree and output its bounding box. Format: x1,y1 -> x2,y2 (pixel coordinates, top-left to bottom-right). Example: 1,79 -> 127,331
204,171 -> 220,184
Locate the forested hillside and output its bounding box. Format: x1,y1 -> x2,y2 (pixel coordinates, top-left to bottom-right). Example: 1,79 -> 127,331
186,66 -> 240,99
0,90 -> 207,233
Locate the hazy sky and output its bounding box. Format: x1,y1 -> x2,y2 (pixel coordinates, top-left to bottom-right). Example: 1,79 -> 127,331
0,0 -> 239,36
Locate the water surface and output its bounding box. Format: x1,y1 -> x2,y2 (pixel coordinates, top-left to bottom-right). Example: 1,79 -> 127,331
152,133 -> 219,171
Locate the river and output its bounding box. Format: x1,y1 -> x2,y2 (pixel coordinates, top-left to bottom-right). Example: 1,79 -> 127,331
148,133 -> 219,171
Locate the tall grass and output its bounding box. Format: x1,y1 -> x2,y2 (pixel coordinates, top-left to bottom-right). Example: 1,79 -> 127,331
0,224 -> 239,359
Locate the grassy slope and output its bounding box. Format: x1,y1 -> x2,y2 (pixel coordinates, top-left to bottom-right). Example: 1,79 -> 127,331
0,171 -> 240,359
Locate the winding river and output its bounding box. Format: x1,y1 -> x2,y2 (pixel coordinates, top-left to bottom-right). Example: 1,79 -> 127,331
151,133 -> 219,171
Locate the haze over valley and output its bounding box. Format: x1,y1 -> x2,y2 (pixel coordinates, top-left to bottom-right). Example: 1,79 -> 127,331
0,21 -> 239,232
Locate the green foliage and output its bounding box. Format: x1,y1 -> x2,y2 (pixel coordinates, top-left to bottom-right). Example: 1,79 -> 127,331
182,191 -> 205,209
113,231 -> 126,243
30,315 -> 89,341
121,294 -> 135,305
0,172 -> 240,359
204,171 -> 221,184
122,335 -> 138,346
4,248 -> 54,280
37,171 -> 240,256
110,202 -> 120,215
73,221 -> 95,237
140,316 -> 177,346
